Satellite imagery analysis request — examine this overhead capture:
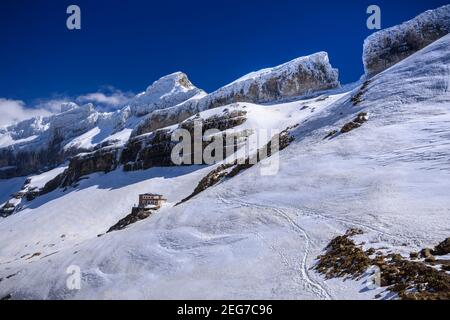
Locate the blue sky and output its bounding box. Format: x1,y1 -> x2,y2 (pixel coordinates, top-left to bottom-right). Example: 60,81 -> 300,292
0,0 -> 448,111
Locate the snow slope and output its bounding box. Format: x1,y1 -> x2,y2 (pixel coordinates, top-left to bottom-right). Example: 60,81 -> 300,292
0,33 -> 449,299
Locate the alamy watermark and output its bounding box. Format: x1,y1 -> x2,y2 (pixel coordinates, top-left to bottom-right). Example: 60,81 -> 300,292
367,5 -> 381,30
364,265 -> 381,290
66,265 -> 81,290
65,5 -> 381,33
66,5 -> 81,30
170,120 -> 282,176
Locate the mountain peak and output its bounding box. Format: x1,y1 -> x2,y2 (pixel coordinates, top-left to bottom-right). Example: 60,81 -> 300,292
130,72 -> 205,116
145,71 -> 195,93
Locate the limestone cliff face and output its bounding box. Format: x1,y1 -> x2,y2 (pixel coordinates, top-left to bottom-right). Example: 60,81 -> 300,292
58,148 -> 121,188
42,108 -> 249,193
124,109 -> 249,171
363,5 -> 450,76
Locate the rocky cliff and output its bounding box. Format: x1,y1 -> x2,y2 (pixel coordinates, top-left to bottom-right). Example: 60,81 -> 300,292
41,107 -> 250,193
363,4 -> 450,76
0,75 -> 206,179
0,52 -> 338,180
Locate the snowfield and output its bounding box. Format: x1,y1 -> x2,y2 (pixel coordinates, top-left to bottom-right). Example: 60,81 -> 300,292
0,31 -> 450,299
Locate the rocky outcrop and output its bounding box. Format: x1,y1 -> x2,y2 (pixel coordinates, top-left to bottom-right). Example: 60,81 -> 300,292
177,163 -> 235,205
363,5 -> 450,76
41,147 -> 120,194
0,179 -> 45,217
177,125 -> 295,205
121,129 -> 174,171
207,52 -> 339,104
132,52 -> 339,136
123,108 -> 249,171
106,207 -> 156,233
61,148 -> 120,188
0,202 -> 16,218
316,230 -> 450,300
340,112 -> 369,134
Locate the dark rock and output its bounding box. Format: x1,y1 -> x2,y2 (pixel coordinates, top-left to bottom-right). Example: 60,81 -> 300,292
178,126 -> 295,205
42,147 -> 120,192
25,189 -> 40,202
410,252 -> 419,259
323,130 -> 337,140
1,294 -> 12,300
26,252 -> 41,260
432,237 -> 450,256
420,248 -> 433,258
351,81 -> 370,106
340,112 -> 369,133
107,207 -> 155,233
316,229 -> 450,300
0,201 -> 16,218
40,172 -> 65,196
124,109 -> 249,171
177,163 -> 234,205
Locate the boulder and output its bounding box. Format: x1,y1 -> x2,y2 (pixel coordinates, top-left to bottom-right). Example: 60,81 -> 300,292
433,237 -> 450,256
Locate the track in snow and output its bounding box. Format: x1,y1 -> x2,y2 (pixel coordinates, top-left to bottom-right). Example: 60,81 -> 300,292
215,192 -> 332,300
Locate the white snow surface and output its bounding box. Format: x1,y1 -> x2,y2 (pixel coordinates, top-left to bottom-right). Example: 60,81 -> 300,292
0,35 -> 449,300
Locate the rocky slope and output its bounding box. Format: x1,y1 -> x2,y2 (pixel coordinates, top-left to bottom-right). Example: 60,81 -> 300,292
41,107 -> 249,192
363,4 -> 450,76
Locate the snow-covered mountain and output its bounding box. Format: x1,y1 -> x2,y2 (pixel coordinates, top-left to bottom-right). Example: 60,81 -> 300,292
0,6 -> 449,300
131,52 -> 339,137
0,53 -> 338,180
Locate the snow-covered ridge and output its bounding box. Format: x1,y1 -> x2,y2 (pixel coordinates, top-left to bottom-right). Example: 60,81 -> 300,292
363,4 -> 450,76
217,51 -> 339,102
0,52 -> 339,178
227,52 -> 337,87
131,52 -> 339,137
129,72 -> 206,116
0,73 -> 207,178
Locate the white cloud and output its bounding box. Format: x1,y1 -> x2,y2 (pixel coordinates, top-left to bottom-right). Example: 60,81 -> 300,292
0,87 -> 135,127
34,98 -> 70,113
76,88 -> 134,111
0,99 -> 53,127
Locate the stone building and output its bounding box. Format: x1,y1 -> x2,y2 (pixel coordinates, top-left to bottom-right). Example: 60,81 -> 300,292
138,193 -> 166,209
